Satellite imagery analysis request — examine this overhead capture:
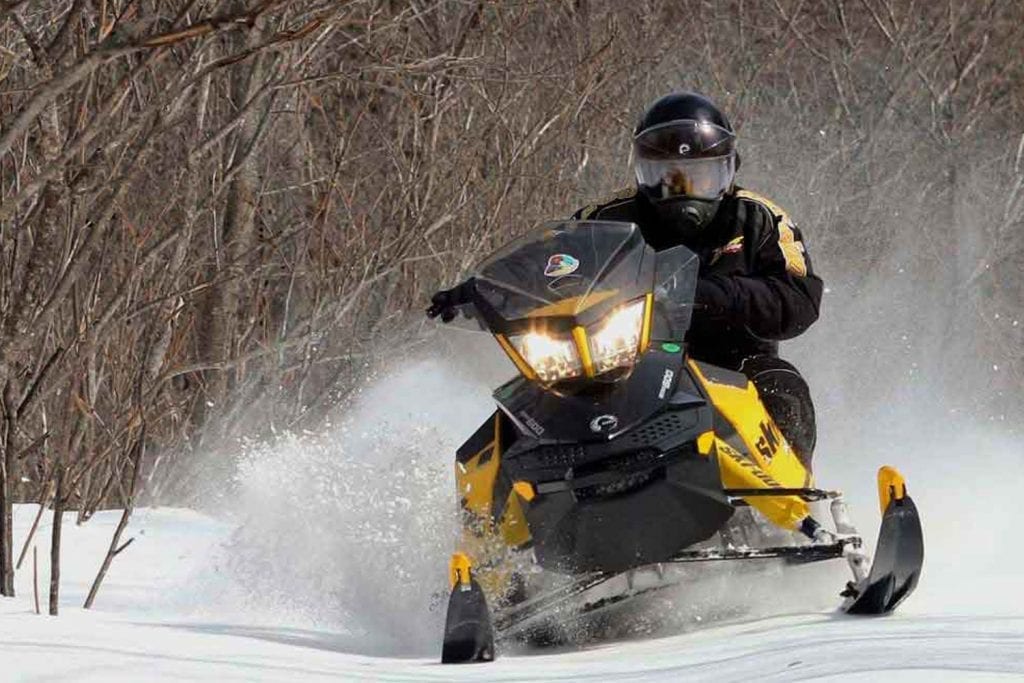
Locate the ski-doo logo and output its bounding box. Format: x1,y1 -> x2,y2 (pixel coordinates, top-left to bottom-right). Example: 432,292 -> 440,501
590,414 -> 619,434
756,420 -> 782,463
678,143 -> 692,155
720,441 -> 783,488
544,253 -> 579,278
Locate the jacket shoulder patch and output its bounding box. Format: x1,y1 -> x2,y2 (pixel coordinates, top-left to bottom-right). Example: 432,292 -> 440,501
735,189 -> 807,277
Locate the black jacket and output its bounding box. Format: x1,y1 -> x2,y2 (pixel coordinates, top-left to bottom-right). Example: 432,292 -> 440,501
572,187 -> 823,370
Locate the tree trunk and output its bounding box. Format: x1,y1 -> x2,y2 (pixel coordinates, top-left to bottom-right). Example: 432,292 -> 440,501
194,15 -> 271,444
48,467 -> 63,615
0,385 -> 15,596
84,424 -> 144,609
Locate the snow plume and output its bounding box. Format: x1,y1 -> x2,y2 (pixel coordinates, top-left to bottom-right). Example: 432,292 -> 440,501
186,357 -> 495,656
177,321 -> 1022,657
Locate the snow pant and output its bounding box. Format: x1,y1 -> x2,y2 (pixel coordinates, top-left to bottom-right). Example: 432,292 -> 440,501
739,355 -> 816,470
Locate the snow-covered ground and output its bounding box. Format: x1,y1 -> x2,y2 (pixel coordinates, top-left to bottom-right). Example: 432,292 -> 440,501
2,358 -> 1022,681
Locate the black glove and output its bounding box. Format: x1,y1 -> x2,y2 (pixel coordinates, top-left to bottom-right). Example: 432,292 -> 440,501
690,275 -> 736,334
426,279 -> 475,323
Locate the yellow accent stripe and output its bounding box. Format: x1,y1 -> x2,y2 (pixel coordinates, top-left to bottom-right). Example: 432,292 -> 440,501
778,223 -> 808,277
578,186 -> 635,220
573,326 -> 594,377
696,430 -> 715,456
735,188 -> 808,277
495,333 -> 537,380
527,290 -> 618,318
640,293 -> 654,352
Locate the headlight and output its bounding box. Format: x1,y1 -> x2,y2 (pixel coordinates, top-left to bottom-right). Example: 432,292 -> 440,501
509,332 -> 582,383
587,299 -> 646,375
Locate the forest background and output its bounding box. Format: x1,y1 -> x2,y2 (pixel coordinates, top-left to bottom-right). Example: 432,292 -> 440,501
1,0 -> 1022,608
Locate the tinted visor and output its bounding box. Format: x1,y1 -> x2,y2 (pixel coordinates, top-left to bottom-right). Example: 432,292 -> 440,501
634,156 -> 735,200
633,119 -> 736,200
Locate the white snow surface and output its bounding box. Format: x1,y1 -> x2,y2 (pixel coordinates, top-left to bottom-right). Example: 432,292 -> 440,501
2,358 -> 1023,681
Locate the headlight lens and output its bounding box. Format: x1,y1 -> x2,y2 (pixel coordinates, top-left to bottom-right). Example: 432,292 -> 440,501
587,299 -> 646,375
509,332 -> 582,383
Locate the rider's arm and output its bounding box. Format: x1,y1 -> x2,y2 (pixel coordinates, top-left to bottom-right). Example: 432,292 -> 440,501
696,202 -> 823,341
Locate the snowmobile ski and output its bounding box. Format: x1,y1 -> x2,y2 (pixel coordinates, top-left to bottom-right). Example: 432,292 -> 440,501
842,468 -> 924,615
441,553 -> 495,664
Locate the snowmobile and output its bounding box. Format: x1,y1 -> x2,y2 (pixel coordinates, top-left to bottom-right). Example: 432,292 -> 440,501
435,220 -> 924,663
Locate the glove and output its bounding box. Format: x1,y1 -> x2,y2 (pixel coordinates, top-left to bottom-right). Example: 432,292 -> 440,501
694,275 -> 732,317
426,279 -> 475,323
690,275 -> 736,334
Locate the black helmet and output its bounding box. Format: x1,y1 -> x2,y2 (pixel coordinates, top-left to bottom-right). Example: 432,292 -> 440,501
633,92 -> 737,235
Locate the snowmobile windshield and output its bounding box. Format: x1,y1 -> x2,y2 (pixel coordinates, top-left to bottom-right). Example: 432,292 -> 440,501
470,220 -> 699,339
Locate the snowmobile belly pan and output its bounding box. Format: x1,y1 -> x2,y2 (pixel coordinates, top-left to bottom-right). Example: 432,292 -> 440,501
519,446 -> 733,573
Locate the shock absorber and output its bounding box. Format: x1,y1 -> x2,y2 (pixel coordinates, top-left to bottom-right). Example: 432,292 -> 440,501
831,496 -> 870,583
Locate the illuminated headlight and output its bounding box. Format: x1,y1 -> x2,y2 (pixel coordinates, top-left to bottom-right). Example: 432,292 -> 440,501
510,332 -> 582,383
587,299 -> 646,375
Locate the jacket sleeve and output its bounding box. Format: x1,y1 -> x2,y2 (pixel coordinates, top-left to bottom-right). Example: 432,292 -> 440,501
696,200 -> 823,340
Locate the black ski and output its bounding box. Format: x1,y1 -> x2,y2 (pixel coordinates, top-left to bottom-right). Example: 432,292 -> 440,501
441,577 -> 495,663
843,493 -> 923,615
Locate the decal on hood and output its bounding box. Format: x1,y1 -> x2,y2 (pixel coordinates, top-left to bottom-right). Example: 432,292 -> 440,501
544,253 -> 579,277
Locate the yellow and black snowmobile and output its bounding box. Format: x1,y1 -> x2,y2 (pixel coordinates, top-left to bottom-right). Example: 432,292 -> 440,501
436,220 -> 923,663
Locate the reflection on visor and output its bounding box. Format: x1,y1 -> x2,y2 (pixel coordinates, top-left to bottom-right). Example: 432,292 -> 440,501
634,156 -> 735,200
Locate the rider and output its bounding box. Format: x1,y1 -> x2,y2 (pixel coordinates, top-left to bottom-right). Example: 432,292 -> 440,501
428,91 -> 822,465
571,91 -> 822,463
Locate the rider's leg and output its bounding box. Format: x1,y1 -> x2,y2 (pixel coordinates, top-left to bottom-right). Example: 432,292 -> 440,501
740,355 -> 816,470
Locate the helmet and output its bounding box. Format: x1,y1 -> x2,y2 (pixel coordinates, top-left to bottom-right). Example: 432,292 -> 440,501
632,92 -> 737,235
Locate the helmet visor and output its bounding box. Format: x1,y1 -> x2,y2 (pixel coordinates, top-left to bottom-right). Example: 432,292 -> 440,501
633,119 -> 735,160
634,155 -> 736,201
633,119 -> 736,200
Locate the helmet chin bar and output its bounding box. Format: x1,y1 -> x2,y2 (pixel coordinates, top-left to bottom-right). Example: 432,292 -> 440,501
650,194 -> 722,235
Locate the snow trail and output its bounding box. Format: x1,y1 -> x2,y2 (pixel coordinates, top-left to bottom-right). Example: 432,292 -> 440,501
2,352 -> 1022,680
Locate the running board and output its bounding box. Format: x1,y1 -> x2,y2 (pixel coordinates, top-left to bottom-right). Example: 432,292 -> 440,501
725,487 -> 844,504
494,539 -> 857,636
664,540 -> 853,565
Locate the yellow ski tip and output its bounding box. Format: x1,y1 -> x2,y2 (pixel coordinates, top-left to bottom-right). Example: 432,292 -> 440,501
449,552 -> 473,589
877,466 -> 908,515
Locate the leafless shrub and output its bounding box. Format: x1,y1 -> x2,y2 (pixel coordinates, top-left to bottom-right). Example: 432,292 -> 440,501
0,0 -> 1021,604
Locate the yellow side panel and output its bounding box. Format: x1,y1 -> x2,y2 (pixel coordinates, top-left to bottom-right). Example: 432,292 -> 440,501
499,491 -> 532,548
455,436 -> 500,519
454,414 -> 532,549
688,360 -> 810,530
715,438 -> 809,530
